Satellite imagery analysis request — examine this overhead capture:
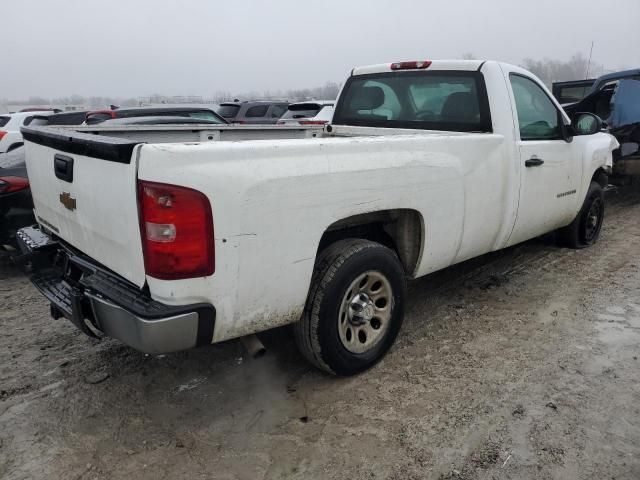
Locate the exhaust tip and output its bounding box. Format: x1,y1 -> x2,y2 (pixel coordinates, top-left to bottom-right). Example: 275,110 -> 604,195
240,334 -> 266,359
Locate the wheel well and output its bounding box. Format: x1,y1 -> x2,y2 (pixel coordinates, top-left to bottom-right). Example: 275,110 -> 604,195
591,168 -> 608,188
318,209 -> 424,276
7,142 -> 24,152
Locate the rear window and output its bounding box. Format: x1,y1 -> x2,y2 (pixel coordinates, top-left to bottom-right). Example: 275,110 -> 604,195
269,104 -> 288,118
0,116 -> 10,127
556,85 -> 592,104
217,104 -> 241,118
86,112 -> 114,124
245,105 -> 269,118
280,104 -> 322,120
23,116 -> 49,127
333,71 -> 491,132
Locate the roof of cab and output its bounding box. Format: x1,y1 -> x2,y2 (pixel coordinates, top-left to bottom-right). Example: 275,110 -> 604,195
352,59 -> 486,76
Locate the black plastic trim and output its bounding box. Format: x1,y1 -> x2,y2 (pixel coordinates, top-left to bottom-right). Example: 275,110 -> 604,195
21,126 -> 140,164
18,226 -> 216,347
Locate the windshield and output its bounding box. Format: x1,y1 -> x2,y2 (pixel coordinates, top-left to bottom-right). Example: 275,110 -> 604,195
333,71 -> 491,132
0,116 -> 10,127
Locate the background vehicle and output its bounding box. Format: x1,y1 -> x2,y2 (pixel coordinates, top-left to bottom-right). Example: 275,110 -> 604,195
552,79 -> 596,105
84,106 -> 228,125
216,101 -> 289,124
553,69 -> 640,106
45,111 -> 90,126
559,69 -> 640,177
18,60 -> 616,376
0,111 -> 53,153
99,116 -> 229,126
0,147 -> 32,247
277,101 -> 335,125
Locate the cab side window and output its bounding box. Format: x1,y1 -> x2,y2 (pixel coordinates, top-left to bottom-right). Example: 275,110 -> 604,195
510,74 -> 562,141
245,105 -> 269,118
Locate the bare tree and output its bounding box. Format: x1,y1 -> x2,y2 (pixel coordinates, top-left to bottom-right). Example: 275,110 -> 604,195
521,53 -> 605,87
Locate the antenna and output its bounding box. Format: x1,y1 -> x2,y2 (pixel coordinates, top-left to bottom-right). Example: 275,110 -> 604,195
585,41 -> 594,79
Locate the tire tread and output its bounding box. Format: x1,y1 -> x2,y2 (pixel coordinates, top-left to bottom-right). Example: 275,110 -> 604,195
294,239 -> 396,374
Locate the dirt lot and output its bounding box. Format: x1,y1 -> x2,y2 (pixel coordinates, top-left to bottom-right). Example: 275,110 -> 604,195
1,189 -> 640,480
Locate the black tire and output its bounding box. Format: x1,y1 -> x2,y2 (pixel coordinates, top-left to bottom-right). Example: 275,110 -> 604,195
557,181 -> 605,249
294,239 -> 406,376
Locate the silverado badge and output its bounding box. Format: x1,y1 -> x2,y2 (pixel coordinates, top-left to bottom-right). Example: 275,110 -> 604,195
59,192 -> 77,211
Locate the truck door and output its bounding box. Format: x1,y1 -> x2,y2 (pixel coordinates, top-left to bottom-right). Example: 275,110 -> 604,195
507,73 -> 583,246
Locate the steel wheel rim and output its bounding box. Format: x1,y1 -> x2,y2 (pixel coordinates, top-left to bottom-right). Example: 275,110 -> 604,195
338,270 -> 394,354
585,197 -> 603,242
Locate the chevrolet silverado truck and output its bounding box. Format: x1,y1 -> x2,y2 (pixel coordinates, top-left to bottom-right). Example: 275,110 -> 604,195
17,60 -> 618,376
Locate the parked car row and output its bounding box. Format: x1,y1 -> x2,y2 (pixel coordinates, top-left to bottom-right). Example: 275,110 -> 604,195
0,99 -> 337,247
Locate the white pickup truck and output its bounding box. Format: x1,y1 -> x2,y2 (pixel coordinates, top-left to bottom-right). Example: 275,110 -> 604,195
18,60 -> 618,376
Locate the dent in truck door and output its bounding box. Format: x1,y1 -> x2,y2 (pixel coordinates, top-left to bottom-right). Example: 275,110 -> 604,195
507,73 -> 582,246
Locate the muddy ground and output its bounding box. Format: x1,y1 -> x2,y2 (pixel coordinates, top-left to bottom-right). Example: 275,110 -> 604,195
1,189 -> 640,480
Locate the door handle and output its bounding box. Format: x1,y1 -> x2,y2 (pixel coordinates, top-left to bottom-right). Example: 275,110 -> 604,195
525,157 -> 544,167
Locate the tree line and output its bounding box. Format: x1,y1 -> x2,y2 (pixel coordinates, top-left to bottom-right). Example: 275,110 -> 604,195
1,53 -> 617,109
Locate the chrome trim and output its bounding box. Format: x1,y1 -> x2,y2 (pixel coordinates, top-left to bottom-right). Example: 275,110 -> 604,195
86,292 -> 199,354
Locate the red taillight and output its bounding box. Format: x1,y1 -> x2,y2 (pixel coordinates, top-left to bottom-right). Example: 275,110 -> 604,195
390,60 -> 432,71
0,176 -> 29,194
0,131 -> 6,140
138,180 -> 214,280
299,120 -> 329,125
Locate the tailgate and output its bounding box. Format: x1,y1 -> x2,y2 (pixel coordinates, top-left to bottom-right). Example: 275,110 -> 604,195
21,126 -> 147,287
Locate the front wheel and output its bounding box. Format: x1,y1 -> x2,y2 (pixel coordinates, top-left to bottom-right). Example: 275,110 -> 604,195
557,181 -> 605,249
294,239 -> 406,376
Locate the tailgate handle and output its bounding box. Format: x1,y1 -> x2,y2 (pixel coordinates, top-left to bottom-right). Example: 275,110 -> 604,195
54,154 -> 74,182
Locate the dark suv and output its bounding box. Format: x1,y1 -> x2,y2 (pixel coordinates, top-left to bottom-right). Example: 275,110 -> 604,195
215,101 -> 289,124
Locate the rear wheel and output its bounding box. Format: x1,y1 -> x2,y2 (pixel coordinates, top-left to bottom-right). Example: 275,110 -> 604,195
557,181 -> 605,249
294,239 -> 406,376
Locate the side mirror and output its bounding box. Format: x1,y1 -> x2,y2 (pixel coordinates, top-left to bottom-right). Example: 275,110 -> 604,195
573,112 -> 603,136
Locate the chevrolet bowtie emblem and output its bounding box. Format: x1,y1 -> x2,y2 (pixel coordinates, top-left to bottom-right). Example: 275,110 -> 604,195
59,192 -> 76,211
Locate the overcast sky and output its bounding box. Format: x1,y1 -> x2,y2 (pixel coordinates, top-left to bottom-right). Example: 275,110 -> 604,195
3,0 -> 639,99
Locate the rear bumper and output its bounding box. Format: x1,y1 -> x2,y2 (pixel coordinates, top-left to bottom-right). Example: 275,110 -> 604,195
17,226 -> 215,354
